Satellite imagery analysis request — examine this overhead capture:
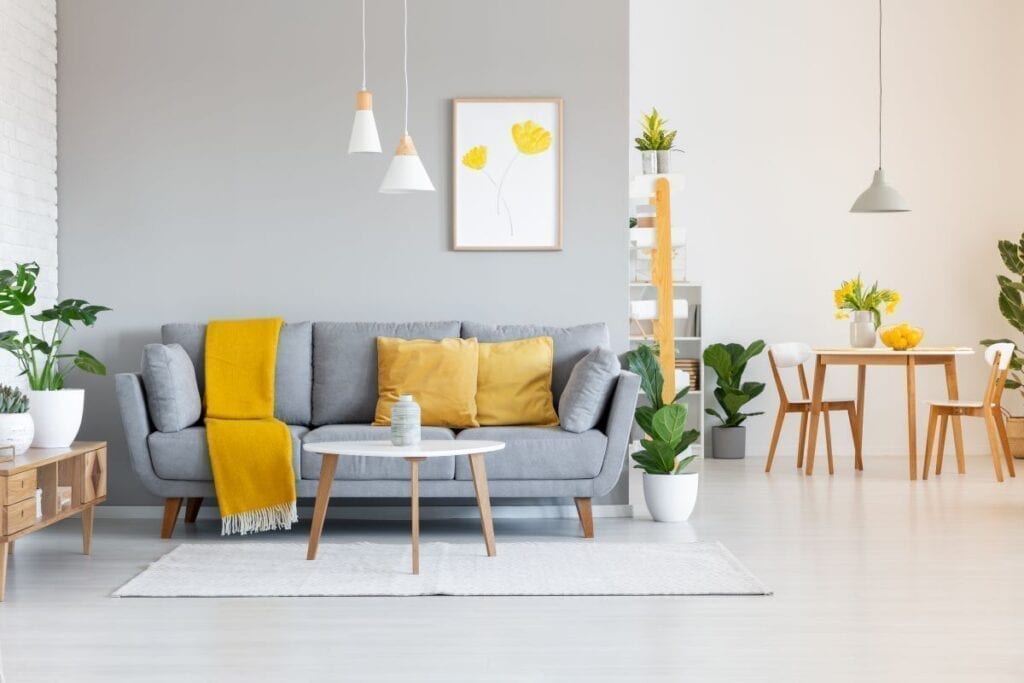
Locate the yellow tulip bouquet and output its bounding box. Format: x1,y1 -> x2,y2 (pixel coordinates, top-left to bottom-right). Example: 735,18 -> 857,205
833,276 -> 899,329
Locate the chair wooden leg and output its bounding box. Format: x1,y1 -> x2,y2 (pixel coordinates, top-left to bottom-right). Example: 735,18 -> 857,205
846,407 -> 860,471
922,409 -> 937,480
796,413 -> 808,469
936,415 -> 949,475
765,407 -> 786,473
994,411 -> 1016,478
574,497 -> 594,539
983,412 -> 1005,482
184,497 -> 203,523
823,410 -> 835,475
161,498 -> 182,539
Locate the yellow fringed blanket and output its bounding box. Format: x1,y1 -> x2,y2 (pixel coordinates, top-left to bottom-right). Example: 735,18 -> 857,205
205,318 -> 297,535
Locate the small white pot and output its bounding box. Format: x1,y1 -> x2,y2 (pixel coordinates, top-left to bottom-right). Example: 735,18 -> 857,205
0,413 -> 35,455
27,389 -> 84,448
642,471 -> 699,522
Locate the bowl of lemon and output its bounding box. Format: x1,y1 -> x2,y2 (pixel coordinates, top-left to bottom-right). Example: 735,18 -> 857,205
879,323 -> 924,350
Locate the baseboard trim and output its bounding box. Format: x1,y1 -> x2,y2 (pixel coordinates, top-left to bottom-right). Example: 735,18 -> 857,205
94,504 -> 634,521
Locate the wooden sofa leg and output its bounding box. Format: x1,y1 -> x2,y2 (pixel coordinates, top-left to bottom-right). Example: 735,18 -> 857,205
574,497 -> 594,539
184,497 -> 203,523
161,498 -> 182,539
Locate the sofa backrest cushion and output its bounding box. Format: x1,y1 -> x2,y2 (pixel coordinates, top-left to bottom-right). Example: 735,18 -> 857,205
161,321 -> 313,425
312,321 -> 461,425
460,322 -> 610,403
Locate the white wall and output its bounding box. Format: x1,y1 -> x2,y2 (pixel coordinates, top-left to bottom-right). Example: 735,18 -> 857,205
0,0 -> 58,386
631,0 -> 1024,458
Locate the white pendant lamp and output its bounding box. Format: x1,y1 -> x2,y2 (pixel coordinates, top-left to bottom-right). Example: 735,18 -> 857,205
379,0 -> 434,193
348,0 -> 381,154
851,0 -> 909,213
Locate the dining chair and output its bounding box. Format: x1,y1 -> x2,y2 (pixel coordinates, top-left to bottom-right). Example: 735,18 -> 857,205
765,342 -> 858,474
923,342 -> 1017,482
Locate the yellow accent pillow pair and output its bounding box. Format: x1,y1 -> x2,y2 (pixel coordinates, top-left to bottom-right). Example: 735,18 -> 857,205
373,336 -> 559,428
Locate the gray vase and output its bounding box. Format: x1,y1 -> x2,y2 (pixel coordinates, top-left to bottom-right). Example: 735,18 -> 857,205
390,395 -> 421,446
712,426 -> 746,459
640,150 -> 658,175
656,150 -> 672,173
849,310 -> 877,348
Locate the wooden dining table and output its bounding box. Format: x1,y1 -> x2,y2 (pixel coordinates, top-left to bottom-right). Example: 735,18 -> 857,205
805,347 -> 975,479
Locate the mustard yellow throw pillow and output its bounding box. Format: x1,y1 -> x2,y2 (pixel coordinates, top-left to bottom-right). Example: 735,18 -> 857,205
476,337 -> 559,427
374,337 -> 480,428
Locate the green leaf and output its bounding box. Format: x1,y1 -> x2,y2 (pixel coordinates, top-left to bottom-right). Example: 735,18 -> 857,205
999,240 -> 1024,275
702,345 -> 732,383
651,404 -> 687,446
625,344 -> 664,409
672,386 -> 690,404
73,350 -> 106,376
634,405 -> 657,437
674,453 -> 698,474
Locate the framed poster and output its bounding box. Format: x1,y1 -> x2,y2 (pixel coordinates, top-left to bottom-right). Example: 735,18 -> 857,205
452,97 -> 563,251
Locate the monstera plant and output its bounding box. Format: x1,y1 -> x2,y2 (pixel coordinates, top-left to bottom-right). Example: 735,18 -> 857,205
0,262 -> 110,448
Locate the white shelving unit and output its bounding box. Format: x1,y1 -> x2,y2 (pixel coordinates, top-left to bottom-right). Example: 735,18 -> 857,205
627,173 -> 705,456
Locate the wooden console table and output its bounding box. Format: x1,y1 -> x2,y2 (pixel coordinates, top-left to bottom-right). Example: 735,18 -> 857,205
0,441 -> 107,601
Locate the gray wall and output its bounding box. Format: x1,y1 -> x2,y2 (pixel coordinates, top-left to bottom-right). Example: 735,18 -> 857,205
56,0 -> 629,505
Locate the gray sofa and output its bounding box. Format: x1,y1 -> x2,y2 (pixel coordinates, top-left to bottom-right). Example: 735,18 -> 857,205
115,321 -> 640,538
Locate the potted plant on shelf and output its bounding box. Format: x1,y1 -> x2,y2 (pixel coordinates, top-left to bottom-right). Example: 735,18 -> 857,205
703,340 -> 766,459
981,232 -> 1024,459
634,108 -> 681,175
0,262 -> 110,448
833,276 -> 900,348
0,385 -> 33,456
625,344 -> 701,522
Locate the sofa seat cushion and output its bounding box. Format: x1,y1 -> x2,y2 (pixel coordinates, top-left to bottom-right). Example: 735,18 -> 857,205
149,425 -> 308,481
454,426 -> 607,480
301,425 -> 456,480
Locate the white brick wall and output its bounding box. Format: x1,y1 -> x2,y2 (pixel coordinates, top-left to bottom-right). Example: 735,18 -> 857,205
0,0 -> 57,385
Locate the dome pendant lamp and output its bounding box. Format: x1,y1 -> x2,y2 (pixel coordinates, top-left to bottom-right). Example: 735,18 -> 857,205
348,0 -> 382,154
379,0 -> 435,193
851,0 -> 909,213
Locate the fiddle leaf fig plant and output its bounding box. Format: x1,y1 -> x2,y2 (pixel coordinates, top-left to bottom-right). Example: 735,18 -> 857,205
703,340 -> 766,428
981,232 -> 1024,402
625,344 -> 700,475
0,262 -> 111,390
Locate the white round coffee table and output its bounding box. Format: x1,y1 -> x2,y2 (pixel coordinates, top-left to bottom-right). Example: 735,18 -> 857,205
302,440 -> 505,574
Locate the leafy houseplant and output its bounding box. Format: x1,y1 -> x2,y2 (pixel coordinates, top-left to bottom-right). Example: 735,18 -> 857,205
634,108 -> 682,174
833,276 -> 900,348
625,344 -> 701,522
0,262 -> 110,447
703,341 -> 766,459
0,384 -> 34,456
981,232 -> 1024,458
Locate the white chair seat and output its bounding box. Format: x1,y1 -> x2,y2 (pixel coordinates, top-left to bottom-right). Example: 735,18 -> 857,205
927,399 -> 986,408
790,398 -> 854,405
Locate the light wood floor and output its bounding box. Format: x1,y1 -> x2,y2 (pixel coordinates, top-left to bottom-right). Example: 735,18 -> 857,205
0,455 -> 1022,682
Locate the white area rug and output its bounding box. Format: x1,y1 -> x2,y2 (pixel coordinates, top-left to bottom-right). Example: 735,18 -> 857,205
114,541 -> 770,597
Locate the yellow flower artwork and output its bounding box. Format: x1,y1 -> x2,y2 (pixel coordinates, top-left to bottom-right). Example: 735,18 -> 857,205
460,119 -> 553,237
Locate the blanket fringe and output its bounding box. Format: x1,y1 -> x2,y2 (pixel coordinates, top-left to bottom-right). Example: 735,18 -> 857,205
221,501 -> 298,536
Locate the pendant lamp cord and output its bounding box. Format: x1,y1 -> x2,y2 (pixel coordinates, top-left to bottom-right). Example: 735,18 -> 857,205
360,0 -> 367,90
403,0 -> 409,135
877,0 -> 883,170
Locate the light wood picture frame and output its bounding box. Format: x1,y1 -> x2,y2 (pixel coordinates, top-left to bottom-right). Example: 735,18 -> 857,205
452,97 -> 563,251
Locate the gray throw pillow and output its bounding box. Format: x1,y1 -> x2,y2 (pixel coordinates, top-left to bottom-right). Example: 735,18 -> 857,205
558,347 -> 621,433
142,343 -> 202,433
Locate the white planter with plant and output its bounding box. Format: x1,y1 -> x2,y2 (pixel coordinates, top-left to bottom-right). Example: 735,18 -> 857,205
634,108 -> 682,174
0,262 -> 110,448
625,344 -> 701,522
0,385 -> 34,455
703,340 -> 766,459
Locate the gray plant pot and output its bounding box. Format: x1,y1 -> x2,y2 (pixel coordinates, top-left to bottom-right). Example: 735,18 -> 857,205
712,426 -> 746,459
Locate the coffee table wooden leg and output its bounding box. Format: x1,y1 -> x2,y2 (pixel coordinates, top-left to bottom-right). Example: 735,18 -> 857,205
0,541 -> 8,602
406,457 -> 425,575
82,506 -> 95,555
469,453 -> 496,557
306,452 -> 338,560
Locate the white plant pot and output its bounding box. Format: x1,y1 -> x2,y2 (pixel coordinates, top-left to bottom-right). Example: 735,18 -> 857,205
642,471 -> 699,522
27,389 -> 84,448
0,413 -> 35,455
